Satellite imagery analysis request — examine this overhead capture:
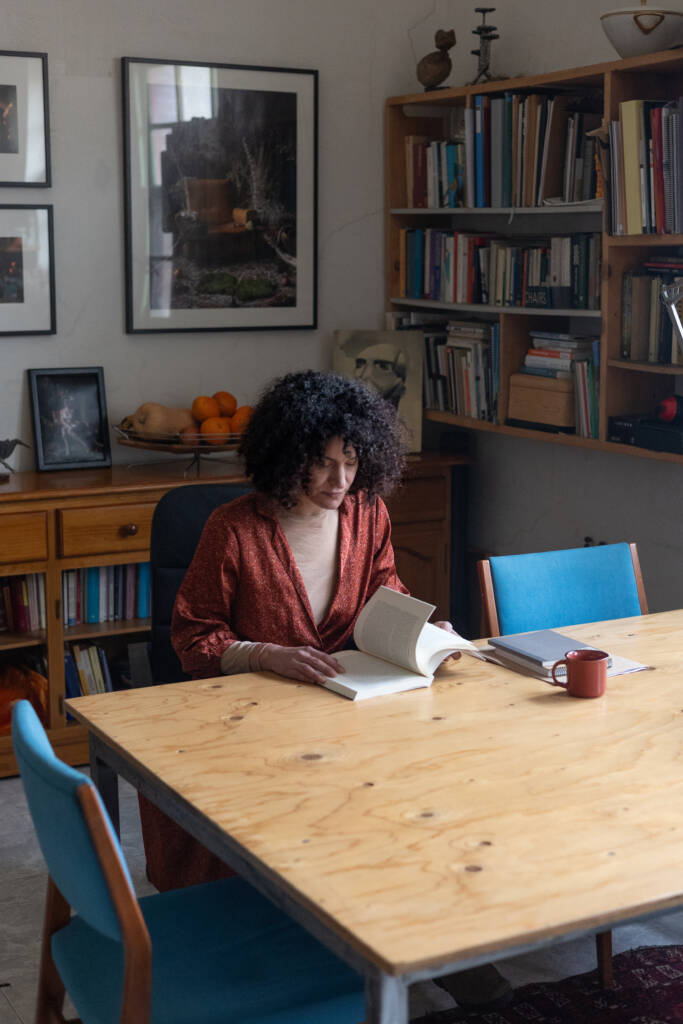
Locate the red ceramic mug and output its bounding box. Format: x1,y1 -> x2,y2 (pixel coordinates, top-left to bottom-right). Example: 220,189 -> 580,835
550,649 -> 609,698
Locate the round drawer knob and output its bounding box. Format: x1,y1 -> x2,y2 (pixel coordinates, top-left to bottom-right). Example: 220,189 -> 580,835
121,523 -> 138,537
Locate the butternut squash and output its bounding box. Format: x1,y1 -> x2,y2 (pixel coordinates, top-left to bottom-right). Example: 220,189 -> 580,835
119,403 -> 197,439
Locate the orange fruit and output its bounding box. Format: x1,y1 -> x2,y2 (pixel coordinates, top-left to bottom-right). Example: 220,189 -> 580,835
212,390 -> 237,417
200,416 -> 233,445
230,405 -> 254,433
179,423 -> 202,446
191,395 -> 221,423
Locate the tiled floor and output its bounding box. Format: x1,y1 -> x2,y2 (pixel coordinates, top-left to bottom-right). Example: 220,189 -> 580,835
2,772 -> 683,1022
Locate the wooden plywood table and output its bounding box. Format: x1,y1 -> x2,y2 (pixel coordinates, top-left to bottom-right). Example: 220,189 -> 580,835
66,610 -> 683,1023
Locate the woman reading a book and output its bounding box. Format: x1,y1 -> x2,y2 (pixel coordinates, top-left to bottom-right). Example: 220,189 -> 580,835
140,370 -> 509,1011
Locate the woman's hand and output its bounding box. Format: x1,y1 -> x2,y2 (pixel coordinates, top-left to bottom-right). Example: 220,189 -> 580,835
434,620 -> 462,662
259,644 -> 346,686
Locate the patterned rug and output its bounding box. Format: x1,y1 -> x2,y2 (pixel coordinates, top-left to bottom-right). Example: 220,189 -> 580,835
412,946 -> 683,1023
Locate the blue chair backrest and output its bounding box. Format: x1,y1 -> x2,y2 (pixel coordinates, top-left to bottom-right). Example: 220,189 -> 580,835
12,700 -> 131,942
150,482 -> 252,684
489,543 -> 643,635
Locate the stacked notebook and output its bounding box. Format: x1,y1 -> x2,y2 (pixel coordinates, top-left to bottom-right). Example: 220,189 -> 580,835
487,629 -> 609,680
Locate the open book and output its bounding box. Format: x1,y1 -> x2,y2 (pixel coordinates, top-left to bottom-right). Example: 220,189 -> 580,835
324,586 -> 479,701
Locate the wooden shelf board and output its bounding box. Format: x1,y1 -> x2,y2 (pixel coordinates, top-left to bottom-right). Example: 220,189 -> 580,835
390,204 -> 603,216
607,233 -> 683,247
65,618 -> 151,642
608,359 -> 683,375
386,47 -> 683,108
424,410 -> 683,462
0,630 -> 46,652
390,298 -> 601,318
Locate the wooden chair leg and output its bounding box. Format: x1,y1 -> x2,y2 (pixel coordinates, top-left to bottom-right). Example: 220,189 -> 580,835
34,878 -> 70,1024
595,929 -> 614,989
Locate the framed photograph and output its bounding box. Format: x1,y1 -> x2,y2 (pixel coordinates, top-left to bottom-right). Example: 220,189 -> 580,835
0,51 -> 50,186
28,367 -> 112,471
0,205 -> 55,335
333,330 -> 424,452
122,57 -> 318,333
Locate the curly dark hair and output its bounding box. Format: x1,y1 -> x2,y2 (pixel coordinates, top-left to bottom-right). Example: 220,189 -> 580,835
238,370 -> 407,508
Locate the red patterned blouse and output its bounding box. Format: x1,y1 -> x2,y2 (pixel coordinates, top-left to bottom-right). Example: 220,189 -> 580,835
171,491 -> 407,678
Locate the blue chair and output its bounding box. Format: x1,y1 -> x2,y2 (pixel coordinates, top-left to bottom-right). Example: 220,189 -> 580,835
477,542 -> 647,639
12,700 -> 364,1024
477,541 -> 648,990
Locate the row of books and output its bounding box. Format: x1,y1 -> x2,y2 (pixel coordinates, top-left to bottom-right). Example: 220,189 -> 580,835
64,640 -> 153,701
399,229 -> 601,309
609,97 -> 683,236
0,574 -> 46,634
423,320 -> 500,422
520,330 -> 600,440
65,642 -> 114,696
404,93 -> 601,209
61,562 -> 151,628
621,258 -> 683,364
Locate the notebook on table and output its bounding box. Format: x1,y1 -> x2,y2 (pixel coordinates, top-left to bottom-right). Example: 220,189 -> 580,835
488,629 -> 611,679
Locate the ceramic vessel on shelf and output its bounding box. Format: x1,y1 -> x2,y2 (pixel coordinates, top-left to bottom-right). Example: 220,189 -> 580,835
601,0 -> 683,58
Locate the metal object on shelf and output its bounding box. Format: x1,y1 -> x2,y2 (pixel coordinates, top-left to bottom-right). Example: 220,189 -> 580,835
660,283 -> 683,359
0,437 -> 29,479
468,7 -> 499,86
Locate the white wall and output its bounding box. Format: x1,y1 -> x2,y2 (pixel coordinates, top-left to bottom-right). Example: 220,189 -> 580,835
2,0 -> 679,608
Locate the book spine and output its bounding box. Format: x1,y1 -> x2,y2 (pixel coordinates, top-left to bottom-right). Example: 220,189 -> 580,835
137,562 -> 151,620
622,271 -> 633,358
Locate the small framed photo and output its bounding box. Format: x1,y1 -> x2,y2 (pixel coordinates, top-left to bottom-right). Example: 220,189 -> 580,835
0,51 -> 50,186
28,367 -> 112,471
122,57 -> 317,333
0,205 -> 55,335
333,330 -> 424,452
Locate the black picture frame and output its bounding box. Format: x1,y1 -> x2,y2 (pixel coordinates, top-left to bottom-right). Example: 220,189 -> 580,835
122,56 -> 318,333
0,50 -> 51,187
0,205 -> 55,335
28,367 -> 112,471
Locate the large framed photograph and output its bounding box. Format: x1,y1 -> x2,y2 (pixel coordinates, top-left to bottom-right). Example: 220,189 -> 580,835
0,51 -> 50,186
122,57 -> 317,333
28,367 -> 112,471
0,205 -> 55,335
333,330 -> 424,452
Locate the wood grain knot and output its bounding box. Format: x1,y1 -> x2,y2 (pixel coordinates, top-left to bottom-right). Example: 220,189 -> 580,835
479,840 -> 492,846
465,864 -> 483,872
301,753 -> 323,760
420,811 -> 435,818
363,781 -> 375,787
229,715 -> 244,721
210,684 -> 222,689
432,716 -> 444,721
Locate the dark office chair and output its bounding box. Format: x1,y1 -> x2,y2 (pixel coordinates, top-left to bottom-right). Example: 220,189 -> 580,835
12,699 -> 365,1024
150,482 -> 252,684
477,541 -> 648,990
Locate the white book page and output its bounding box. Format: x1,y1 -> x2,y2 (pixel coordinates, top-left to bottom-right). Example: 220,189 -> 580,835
353,587 -> 435,674
415,621 -> 479,676
326,651 -> 432,700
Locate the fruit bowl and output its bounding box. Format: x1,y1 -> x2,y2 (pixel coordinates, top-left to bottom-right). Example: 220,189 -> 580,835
114,425 -> 241,452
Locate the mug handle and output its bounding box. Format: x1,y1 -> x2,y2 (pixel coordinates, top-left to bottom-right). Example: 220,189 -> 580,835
551,659 -> 569,687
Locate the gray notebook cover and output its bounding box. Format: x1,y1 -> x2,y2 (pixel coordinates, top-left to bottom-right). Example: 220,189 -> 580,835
489,629 -> 598,669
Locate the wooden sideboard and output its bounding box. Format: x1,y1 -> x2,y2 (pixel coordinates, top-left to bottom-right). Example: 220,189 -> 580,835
0,451 -> 470,775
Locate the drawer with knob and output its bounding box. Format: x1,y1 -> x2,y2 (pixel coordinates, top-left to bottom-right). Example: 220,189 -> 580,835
57,503 -> 156,557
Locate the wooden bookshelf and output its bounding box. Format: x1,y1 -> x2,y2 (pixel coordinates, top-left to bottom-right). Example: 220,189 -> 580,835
386,47 -> 683,461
